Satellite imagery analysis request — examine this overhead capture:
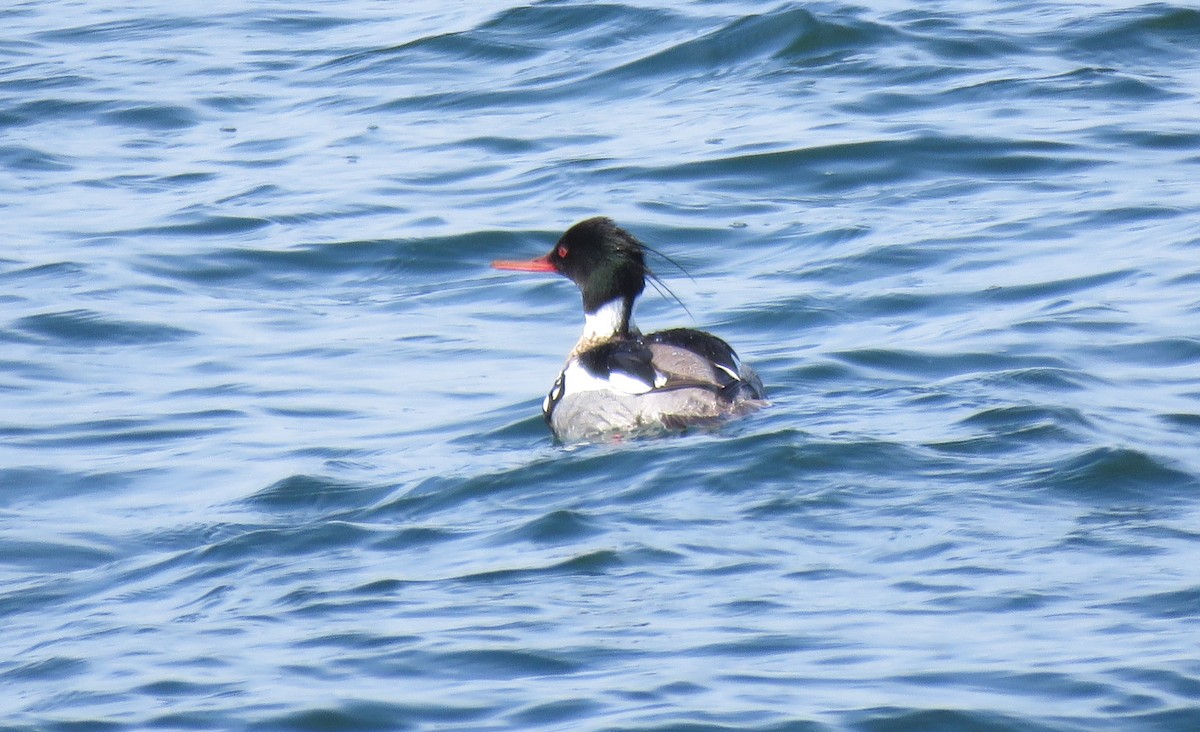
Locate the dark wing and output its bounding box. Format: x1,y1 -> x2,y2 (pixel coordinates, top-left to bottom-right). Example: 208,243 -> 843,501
544,339 -> 662,423
577,339 -> 659,388
647,329 -> 740,380
545,332 -> 764,424
647,328 -> 763,398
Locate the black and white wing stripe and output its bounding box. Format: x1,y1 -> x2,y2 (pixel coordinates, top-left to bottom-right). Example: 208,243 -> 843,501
543,331 -> 764,424
543,340 -> 666,422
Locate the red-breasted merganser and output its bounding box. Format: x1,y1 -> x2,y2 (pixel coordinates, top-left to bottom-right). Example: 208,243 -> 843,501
493,217 -> 766,442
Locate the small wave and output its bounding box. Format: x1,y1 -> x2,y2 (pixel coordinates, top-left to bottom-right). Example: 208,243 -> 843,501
320,23 -> 539,75
432,648 -> 581,677
1109,586 -> 1200,620
1,98 -> 109,128
100,103 -> 198,131
321,4 -> 674,74
137,229 -> 499,289
453,549 -> 625,584
492,509 -> 603,546
254,698 -> 493,731
196,520 -> 379,564
0,535 -> 116,574
0,144 -> 72,172
14,418 -> 227,449
15,309 -> 194,346
0,259 -> 85,281
114,215 -> 271,239
33,15 -> 216,43
691,429 -> 939,497
941,67 -> 1177,108
80,171 -> 219,194
1094,337 -> 1200,367
832,348 -> 1060,380
0,656 -> 89,683
508,698 -> 603,727
960,404 -> 1091,432
477,3 -> 673,43
987,270 -> 1136,306
0,468 -> 137,508
933,404 -> 1094,456
1064,5 -> 1200,66
975,367 -> 1100,394
847,707 -> 1069,731
608,136 -> 1096,197
600,8 -> 829,81
1032,447 -> 1197,500
245,474 -> 394,516
242,11 -> 357,34
1159,413 -> 1200,430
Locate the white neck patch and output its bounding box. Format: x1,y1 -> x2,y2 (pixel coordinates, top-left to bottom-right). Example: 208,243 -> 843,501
572,298 -> 638,357
582,299 -> 629,341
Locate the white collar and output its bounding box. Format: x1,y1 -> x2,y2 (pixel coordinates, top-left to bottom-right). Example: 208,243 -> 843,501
572,298 -> 638,356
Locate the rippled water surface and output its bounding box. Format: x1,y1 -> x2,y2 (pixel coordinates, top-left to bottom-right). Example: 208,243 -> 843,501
4,1 -> 1200,729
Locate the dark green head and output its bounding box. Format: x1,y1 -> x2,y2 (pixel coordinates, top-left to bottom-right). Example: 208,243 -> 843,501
545,217 -> 647,314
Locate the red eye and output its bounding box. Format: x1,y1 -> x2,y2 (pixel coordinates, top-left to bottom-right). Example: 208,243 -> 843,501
557,245 -> 568,258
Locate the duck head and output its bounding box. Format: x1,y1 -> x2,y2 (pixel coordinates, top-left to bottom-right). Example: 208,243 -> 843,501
493,217 -> 648,340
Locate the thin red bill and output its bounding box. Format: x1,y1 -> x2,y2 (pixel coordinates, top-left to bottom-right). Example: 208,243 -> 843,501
492,255 -> 556,272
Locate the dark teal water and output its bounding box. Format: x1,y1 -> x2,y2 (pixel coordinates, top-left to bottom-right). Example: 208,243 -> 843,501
4,1 -> 1200,730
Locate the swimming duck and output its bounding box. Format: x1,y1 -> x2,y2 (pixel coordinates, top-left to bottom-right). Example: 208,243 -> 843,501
493,217 -> 765,442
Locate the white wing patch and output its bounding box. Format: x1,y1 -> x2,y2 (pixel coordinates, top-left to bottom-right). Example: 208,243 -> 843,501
559,359 -> 661,398
608,370 -> 654,395
715,363 -> 739,381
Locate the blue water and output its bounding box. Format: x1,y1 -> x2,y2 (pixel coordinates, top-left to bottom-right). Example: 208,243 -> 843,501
4,1 -> 1200,729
